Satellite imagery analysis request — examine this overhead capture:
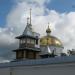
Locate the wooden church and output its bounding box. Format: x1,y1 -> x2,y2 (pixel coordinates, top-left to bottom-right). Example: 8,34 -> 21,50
13,9 -> 40,59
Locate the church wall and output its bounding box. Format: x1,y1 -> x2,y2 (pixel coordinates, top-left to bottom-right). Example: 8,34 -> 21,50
49,46 -> 63,56
40,46 -> 63,56
55,47 -> 63,56
36,52 -> 40,59
0,63 -> 75,75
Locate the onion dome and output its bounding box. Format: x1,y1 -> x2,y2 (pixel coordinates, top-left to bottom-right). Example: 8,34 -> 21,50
40,36 -> 63,47
46,25 -> 51,34
40,23 -> 63,47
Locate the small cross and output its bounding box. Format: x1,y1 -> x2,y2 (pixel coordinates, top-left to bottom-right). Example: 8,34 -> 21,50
48,22 -> 50,28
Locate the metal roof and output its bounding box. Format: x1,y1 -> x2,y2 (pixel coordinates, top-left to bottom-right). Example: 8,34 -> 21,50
16,24 -> 40,39
13,47 -> 40,52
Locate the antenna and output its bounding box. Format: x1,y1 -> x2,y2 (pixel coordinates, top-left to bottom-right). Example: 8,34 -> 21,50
27,17 -> 29,24
30,8 -> 32,24
48,22 -> 49,27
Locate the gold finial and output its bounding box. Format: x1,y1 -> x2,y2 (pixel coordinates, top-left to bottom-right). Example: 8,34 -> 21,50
46,23 -> 51,34
30,8 -> 32,24
48,22 -> 49,28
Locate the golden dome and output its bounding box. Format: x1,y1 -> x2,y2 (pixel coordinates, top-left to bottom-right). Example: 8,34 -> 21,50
40,36 -> 63,47
40,23 -> 63,47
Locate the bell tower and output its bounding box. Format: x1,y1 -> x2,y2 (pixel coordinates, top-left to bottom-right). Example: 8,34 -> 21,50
13,9 -> 40,60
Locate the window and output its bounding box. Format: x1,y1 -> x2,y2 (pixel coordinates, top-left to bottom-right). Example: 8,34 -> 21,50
20,40 -> 23,44
22,39 -> 26,43
27,38 -> 30,43
31,39 -> 35,44
20,39 -> 26,44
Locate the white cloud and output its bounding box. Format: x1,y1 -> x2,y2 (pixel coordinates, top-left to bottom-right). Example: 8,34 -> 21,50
0,57 -> 10,63
15,0 -> 51,6
0,0 -> 75,61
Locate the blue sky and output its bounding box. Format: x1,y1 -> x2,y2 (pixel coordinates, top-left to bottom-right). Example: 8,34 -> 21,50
0,0 -> 75,27
47,0 -> 75,12
0,0 -> 14,27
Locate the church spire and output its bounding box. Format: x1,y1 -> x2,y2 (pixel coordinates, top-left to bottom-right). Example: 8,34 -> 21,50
27,17 -> 29,25
30,8 -> 32,25
46,23 -> 51,36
